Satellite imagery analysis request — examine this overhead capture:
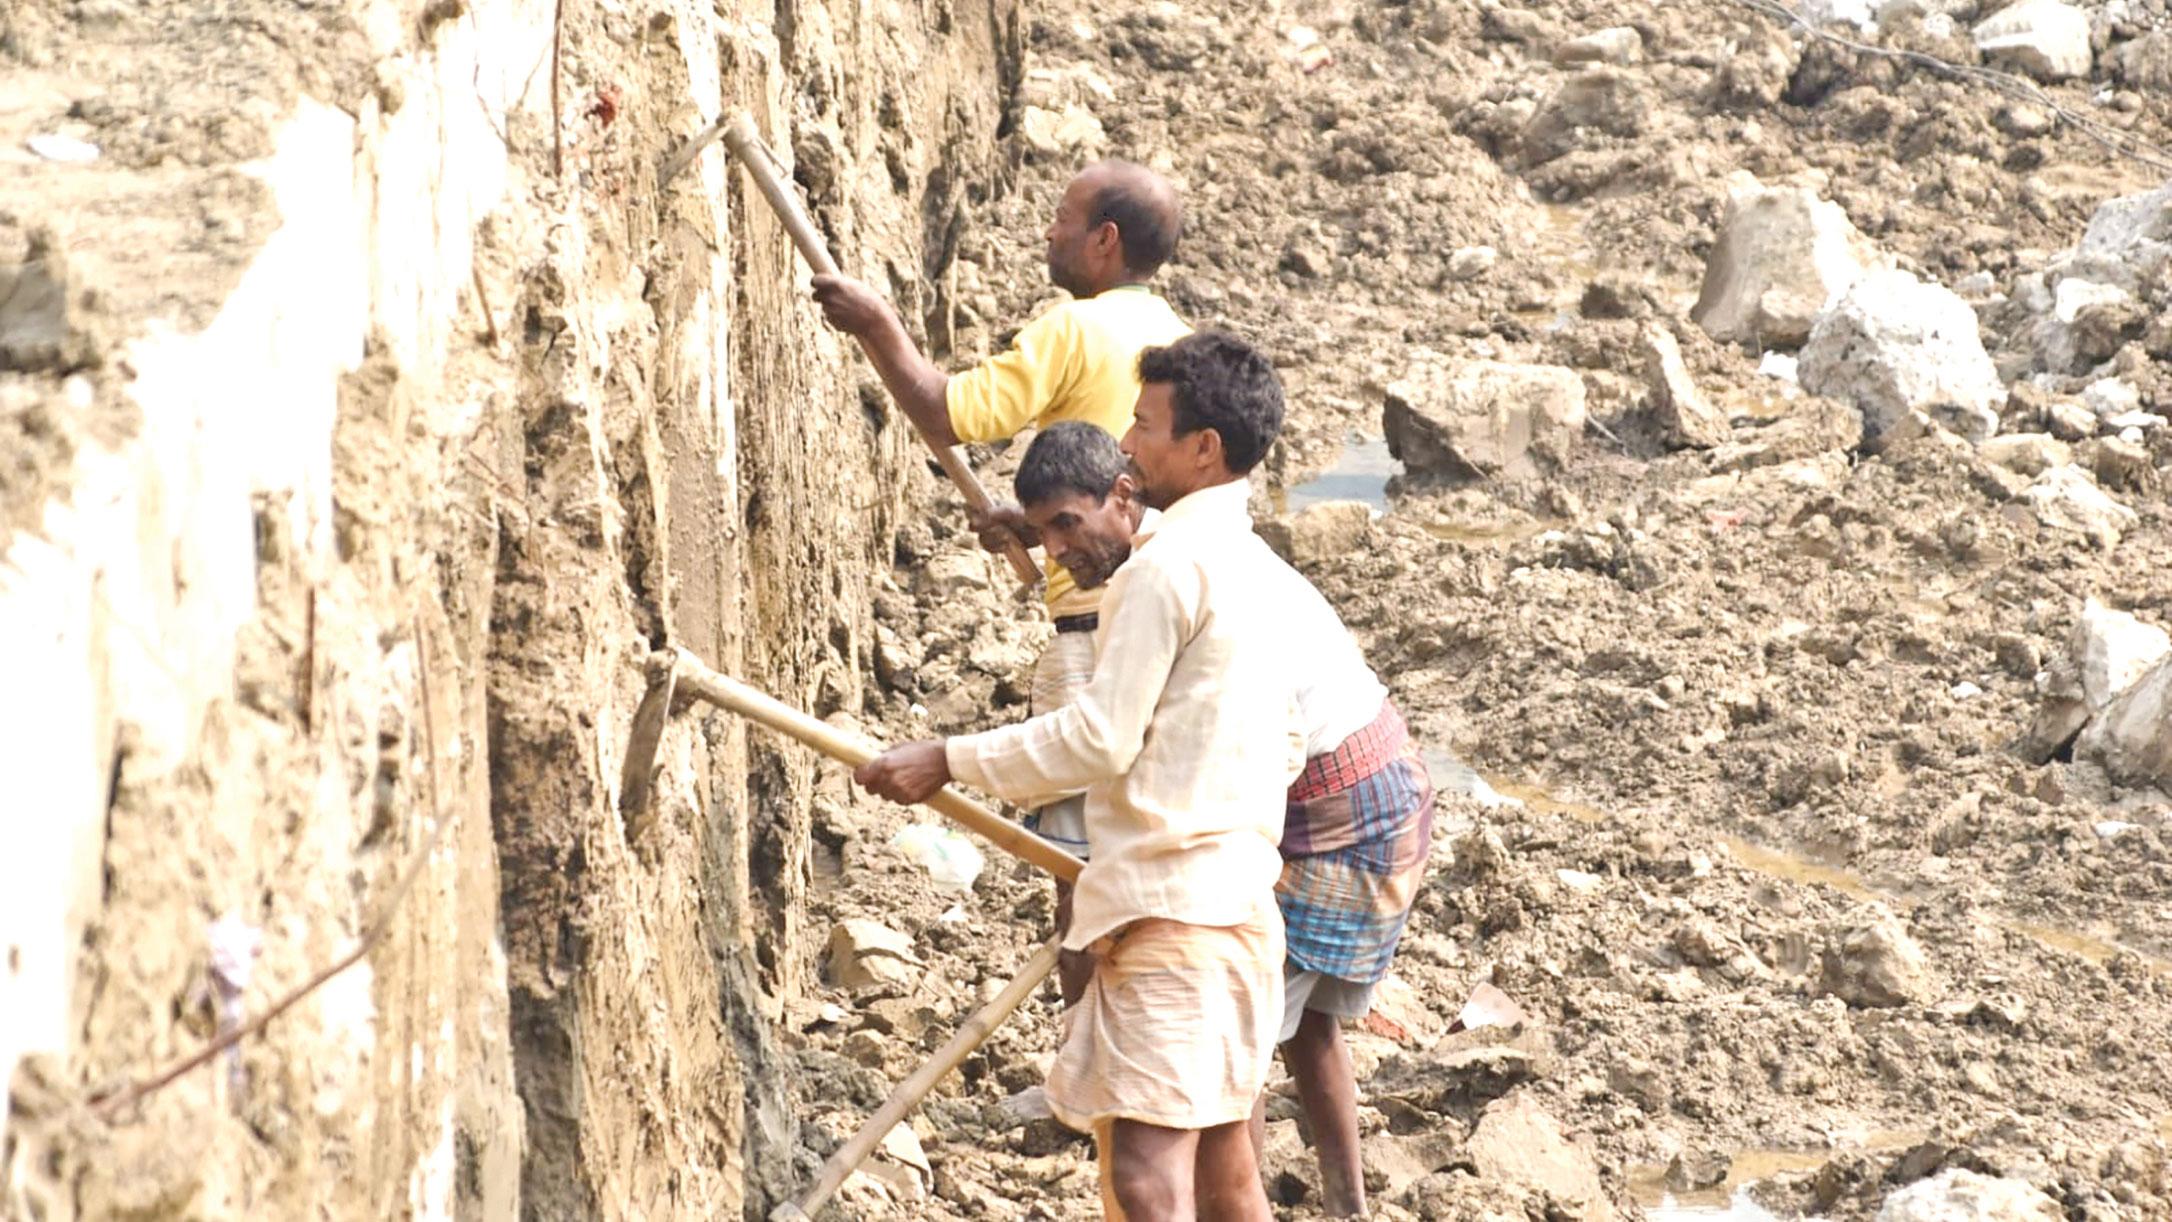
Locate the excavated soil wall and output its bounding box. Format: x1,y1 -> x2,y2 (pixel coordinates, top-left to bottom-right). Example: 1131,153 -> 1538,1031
1,0 -> 1016,1215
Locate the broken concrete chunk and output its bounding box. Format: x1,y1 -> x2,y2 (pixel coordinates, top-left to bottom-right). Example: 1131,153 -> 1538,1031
1463,1092 -> 1611,1220
1798,268 -> 2005,445
2034,278 -> 2140,373
2073,598 -> 2171,712
1876,1167 -> 2063,1221
2020,464 -> 2136,550
1642,324 -> 1730,448
826,919 -> 923,990
1692,181 -> 1878,349
1383,358 -> 1587,482
2076,655 -> 2172,784
2072,178 -> 2172,290
1818,914 -> 1935,1008
1258,499 -> 1374,568
1972,0 -> 2093,81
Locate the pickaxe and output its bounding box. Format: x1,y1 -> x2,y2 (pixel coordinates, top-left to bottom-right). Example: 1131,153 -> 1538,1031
617,647 -> 1084,1220
661,113 -> 1041,590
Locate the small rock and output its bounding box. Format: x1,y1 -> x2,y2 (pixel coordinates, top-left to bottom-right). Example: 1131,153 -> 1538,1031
2033,278 -> 2139,373
2076,655 -> 2172,783
2082,377 -> 2141,418
1876,1168 -> 2062,1221
1520,67 -> 1648,165
1818,914 -> 1936,1008
1693,179 -> 1879,349
1463,1092 -> 1610,1220
1258,499 -> 1374,567
1994,103 -> 2054,138
2020,465 -> 2137,549
1798,268 -> 2005,445
1642,324 -> 1730,448
1978,433 -> 2070,476
1383,358 -> 1588,482
2040,398 -> 2098,441
2071,180 -> 2172,291
1667,1149 -> 1732,1192
1018,104 -> 1106,158
2073,598 -> 2171,711
1448,246 -> 1499,280
1555,868 -> 1604,893
1608,1056 -> 1671,1112
1972,0 -> 2093,81
918,552 -> 992,595
1951,681 -> 1983,699
844,1029 -> 891,1067
2076,436 -> 2153,492
1553,26 -> 1642,65
826,919 -> 923,990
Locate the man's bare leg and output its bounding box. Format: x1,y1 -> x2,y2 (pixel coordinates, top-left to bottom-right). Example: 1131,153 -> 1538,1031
1284,1009 -> 1365,1216
1195,1118 -> 1273,1221
1108,1119 -> 1198,1221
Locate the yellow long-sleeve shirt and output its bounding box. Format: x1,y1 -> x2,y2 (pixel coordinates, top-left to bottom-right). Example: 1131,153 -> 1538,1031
946,286 -> 1190,614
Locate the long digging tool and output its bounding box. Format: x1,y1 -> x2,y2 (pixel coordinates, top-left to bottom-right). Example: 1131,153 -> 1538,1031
663,112 -> 1041,589
769,936 -> 1063,1222
619,647 -> 1084,882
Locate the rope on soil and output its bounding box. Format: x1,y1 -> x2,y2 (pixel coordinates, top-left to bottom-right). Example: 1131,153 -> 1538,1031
90,623 -> 454,1120
1732,0 -> 2172,175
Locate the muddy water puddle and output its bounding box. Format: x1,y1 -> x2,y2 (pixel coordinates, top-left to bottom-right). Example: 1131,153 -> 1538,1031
1281,434 -> 1400,513
1631,1130 -> 1926,1219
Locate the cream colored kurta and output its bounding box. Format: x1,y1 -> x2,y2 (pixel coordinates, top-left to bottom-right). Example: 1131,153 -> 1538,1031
945,478 -> 1303,950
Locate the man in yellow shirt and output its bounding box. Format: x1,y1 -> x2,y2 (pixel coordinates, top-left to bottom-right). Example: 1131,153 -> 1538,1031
812,161 -> 1191,1001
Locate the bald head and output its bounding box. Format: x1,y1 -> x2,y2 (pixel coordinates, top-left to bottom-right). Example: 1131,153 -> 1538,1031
1075,161 -> 1182,278
1045,162 -> 1182,296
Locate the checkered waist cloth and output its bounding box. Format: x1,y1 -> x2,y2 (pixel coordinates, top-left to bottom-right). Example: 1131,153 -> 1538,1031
1276,699 -> 1434,982
1290,700 -> 1411,803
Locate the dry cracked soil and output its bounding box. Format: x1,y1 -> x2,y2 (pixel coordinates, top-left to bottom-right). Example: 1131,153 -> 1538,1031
776,0 -> 2172,1218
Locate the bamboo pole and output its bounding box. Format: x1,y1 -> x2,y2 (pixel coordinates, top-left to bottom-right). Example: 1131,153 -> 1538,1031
717,117 -> 1042,589
665,650 -> 1083,883
769,938 -> 1064,1221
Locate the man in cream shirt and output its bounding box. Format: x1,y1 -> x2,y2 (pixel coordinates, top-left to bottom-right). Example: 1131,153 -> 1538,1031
855,331 -> 1297,1221
997,420 -> 1434,1218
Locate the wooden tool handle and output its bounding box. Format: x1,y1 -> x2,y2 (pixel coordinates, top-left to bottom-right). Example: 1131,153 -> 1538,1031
668,651 -> 1085,883
771,938 -> 1063,1222
720,117 -> 1042,589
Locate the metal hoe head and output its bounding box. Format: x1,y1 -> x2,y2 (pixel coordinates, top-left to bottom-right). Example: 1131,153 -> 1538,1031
618,650 -> 681,831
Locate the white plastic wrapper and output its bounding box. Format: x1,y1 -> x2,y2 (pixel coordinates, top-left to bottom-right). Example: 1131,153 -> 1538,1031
889,824 -> 985,891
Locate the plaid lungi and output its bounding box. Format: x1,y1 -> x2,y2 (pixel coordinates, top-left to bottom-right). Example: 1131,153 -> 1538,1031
1276,700 -> 1434,983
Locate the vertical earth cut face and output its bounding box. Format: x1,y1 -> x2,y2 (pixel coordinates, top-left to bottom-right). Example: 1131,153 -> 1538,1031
0,0 -> 1013,1215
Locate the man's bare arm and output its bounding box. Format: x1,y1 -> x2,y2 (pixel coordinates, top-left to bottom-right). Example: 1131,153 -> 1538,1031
811,273 -> 959,447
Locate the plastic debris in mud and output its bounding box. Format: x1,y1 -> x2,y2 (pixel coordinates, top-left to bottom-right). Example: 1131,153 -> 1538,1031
206,913 -> 263,1099
1448,982 -> 1528,1034
891,824 -> 986,891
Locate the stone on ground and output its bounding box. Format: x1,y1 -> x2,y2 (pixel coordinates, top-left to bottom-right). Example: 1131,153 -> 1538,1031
1798,268 -> 2005,444
1692,179 -> 1878,349
1642,324 -> 1730,448
1971,0 -> 2093,81
1977,433 -> 2069,476
1259,499 -> 1375,567
826,919 -> 923,990
2077,655 -> 2172,784
1463,1091 -> 1611,1220
2073,178 -> 2172,289
1553,26 -> 1642,65
1384,358 -> 1588,482
1877,1168 -> 2063,1221
2019,464 -> 2137,550
1817,913 -> 1936,1008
